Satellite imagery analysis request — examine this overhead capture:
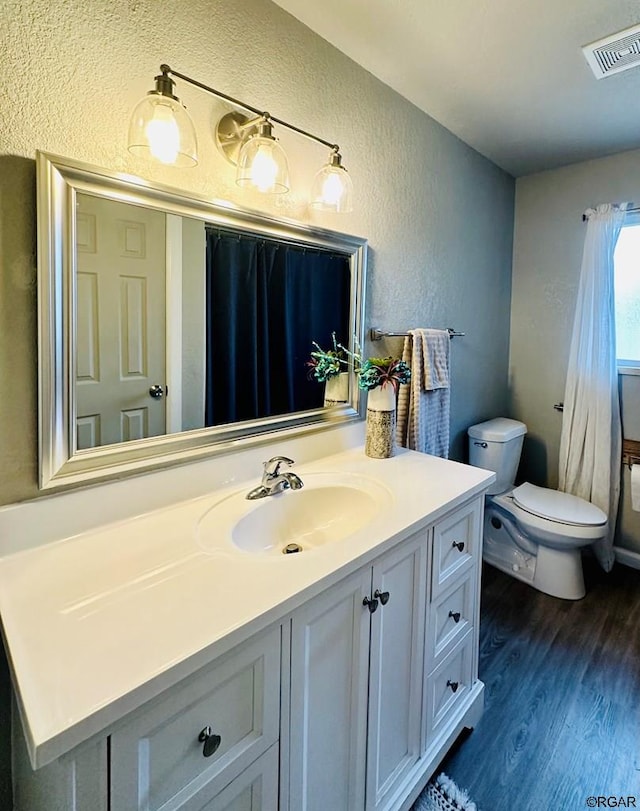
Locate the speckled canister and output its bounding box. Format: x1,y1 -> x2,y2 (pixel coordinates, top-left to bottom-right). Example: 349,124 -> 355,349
365,384 -> 396,458
365,408 -> 396,458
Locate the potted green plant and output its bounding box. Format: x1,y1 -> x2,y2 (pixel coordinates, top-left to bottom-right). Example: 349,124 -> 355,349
307,334 -> 352,405
357,357 -> 411,458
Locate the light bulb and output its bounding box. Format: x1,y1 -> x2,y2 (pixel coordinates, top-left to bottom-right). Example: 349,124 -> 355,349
249,142 -> 280,192
128,74 -> 198,168
310,150 -> 353,213
236,123 -> 289,194
145,102 -> 181,164
319,171 -> 346,207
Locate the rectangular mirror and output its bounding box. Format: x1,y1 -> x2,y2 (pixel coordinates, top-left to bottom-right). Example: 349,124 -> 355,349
37,152 -> 367,490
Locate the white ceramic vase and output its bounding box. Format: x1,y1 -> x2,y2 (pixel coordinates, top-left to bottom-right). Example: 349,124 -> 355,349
324,371 -> 349,406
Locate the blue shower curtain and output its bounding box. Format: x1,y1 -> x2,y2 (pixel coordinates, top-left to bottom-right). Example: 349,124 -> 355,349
204,228 -> 351,426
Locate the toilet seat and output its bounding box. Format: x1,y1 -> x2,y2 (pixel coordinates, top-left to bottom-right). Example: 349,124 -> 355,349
491,488 -> 608,548
511,483 -> 607,527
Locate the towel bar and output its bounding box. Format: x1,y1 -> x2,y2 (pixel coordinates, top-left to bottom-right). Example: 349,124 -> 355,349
370,327 -> 464,341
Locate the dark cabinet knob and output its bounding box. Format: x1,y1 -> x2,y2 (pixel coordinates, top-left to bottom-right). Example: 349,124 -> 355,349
198,726 -> 222,757
363,596 -> 379,614
448,610 -> 461,623
451,540 -> 465,552
374,589 -> 390,606
446,679 -> 459,693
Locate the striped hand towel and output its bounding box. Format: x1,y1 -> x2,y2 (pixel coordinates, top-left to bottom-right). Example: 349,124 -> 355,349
396,328 -> 451,458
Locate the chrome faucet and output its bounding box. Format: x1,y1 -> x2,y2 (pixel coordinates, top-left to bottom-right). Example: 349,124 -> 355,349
245,456 -> 304,500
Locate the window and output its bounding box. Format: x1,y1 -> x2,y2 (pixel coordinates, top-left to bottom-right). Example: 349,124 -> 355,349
613,217 -> 640,374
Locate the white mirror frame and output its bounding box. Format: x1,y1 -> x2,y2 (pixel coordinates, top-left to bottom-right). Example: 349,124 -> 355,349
37,151 -> 367,490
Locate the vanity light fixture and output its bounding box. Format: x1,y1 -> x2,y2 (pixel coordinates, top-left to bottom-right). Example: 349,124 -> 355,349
128,64 -> 353,212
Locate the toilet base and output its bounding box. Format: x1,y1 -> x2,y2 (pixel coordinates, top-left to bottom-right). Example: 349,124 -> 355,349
532,545 -> 585,600
482,511 -> 586,600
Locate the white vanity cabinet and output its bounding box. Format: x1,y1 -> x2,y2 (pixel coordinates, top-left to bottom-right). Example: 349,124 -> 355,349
9,484 -> 488,811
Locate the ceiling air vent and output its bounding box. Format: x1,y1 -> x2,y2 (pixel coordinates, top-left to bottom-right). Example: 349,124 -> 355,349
583,23 -> 640,79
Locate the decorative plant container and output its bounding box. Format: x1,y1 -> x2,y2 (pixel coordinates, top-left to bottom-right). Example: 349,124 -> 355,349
365,383 -> 396,459
324,371 -> 349,406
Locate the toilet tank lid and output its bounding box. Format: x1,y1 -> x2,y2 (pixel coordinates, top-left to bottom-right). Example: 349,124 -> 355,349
468,418 -> 527,442
512,483 -> 608,526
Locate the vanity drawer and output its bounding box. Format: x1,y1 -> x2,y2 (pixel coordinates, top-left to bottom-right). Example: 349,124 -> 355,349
425,570 -> 475,668
187,743 -> 279,811
431,499 -> 481,597
423,630 -> 474,743
110,626 -> 281,811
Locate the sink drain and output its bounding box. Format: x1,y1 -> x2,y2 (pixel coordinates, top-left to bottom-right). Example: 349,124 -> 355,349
283,543 -> 303,555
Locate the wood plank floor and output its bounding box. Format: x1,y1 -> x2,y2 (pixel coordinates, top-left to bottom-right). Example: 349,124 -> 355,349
431,559 -> 640,810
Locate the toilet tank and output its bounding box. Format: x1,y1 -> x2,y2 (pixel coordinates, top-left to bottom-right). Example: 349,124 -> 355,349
468,418 -> 527,496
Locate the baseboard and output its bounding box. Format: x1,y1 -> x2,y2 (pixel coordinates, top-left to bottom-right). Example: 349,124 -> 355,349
614,546 -> 640,570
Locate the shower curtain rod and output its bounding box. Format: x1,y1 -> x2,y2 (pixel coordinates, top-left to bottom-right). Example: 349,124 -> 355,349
370,327 -> 465,341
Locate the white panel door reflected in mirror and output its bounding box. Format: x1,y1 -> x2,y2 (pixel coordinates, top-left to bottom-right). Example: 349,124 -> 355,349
76,194 -> 168,448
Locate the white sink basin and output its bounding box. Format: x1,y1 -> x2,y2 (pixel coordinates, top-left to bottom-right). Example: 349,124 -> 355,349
196,472 -> 393,556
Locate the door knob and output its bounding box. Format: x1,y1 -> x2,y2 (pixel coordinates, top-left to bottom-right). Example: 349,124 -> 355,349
149,384 -> 165,399
446,679 -> 459,693
374,589 -> 390,606
448,610 -> 461,623
451,540 -> 465,552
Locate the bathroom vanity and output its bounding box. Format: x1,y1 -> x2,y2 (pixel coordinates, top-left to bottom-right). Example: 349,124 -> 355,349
1,447 -> 494,811
1,152 -> 494,809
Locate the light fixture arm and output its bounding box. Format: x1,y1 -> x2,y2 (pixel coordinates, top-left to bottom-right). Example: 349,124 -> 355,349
158,64 -> 339,153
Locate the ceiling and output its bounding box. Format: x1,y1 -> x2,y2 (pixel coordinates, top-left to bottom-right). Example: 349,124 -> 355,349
271,0 -> 640,177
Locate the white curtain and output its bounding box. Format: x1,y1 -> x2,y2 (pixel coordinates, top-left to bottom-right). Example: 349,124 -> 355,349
558,203 -> 626,571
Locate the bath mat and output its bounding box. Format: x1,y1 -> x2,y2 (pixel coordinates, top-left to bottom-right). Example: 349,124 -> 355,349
413,772 -> 478,811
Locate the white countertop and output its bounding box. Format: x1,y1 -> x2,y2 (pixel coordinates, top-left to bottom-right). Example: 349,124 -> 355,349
0,447 -> 493,768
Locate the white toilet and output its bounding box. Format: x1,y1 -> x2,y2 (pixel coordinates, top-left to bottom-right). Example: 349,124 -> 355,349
468,417 -> 608,600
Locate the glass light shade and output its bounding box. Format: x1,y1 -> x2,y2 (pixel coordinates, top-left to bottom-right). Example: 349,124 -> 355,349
310,159 -> 354,213
236,134 -> 290,194
128,94 -> 198,167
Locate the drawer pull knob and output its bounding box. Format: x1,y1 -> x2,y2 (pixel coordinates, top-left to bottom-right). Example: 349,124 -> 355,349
363,595 -> 379,613
448,610 -> 461,623
452,540 -> 465,552
374,589 -> 390,606
446,679 -> 459,693
198,727 -> 222,758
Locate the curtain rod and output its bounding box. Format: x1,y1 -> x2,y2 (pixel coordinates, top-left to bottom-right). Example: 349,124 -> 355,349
370,327 -> 464,341
582,204 -> 639,221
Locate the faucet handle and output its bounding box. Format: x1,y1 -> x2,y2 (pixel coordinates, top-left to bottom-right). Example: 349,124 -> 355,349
263,455 -> 295,476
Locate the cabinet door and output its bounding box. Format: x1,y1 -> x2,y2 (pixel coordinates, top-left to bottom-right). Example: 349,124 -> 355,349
366,532 -> 428,811
288,568 -> 371,811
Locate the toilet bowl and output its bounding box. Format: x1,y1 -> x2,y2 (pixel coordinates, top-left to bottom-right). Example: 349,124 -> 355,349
468,418 -> 608,600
